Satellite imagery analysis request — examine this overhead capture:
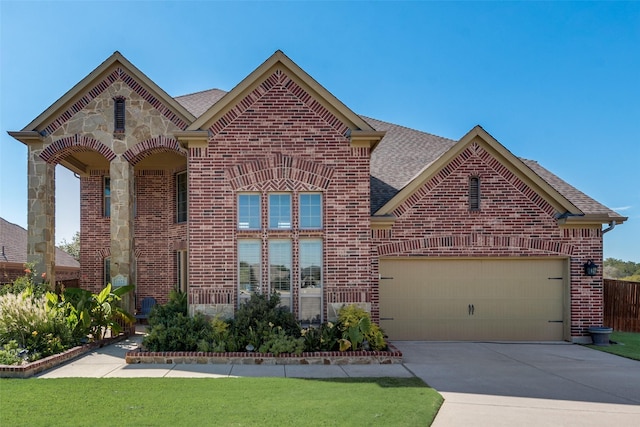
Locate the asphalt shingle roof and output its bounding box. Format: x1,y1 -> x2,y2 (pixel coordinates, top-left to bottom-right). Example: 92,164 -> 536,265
173,89 -> 623,219
0,217 -> 80,268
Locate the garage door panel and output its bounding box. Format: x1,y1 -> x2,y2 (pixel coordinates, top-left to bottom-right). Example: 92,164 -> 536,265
379,259 -> 565,341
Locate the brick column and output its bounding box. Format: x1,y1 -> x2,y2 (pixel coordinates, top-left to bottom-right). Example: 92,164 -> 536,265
27,143 -> 56,285
109,154 -> 136,312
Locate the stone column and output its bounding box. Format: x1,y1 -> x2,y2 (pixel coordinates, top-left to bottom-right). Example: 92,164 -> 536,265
109,152 -> 135,313
27,143 -> 56,285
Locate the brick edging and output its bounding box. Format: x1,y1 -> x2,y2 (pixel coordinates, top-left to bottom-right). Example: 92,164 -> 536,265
126,343 -> 403,365
0,334 -> 129,378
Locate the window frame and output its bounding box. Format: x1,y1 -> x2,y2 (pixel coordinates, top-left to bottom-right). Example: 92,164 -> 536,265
299,193 -> 323,229
238,193 -> 261,230
268,239 -> 292,309
238,240 -> 262,307
268,193 -> 292,230
103,176 -> 111,217
176,171 -> 188,223
299,239 -> 323,325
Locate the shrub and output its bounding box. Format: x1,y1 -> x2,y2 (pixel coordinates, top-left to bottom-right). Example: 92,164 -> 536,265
227,292 -> 300,352
143,291 -> 214,352
0,341 -> 23,365
301,322 -> 339,352
259,325 -> 304,355
336,304 -> 387,351
0,289 -> 75,361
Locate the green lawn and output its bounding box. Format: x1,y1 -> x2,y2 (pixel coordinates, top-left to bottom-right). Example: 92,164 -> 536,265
0,377 -> 442,427
586,331 -> 640,361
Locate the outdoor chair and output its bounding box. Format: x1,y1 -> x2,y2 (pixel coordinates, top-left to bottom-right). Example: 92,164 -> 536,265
135,297 -> 157,323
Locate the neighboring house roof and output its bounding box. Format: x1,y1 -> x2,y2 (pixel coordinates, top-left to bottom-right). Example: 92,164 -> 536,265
0,218 -> 80,269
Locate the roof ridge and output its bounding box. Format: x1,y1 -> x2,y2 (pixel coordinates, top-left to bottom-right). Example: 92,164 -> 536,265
361,115 -> 456,142
174,87 -> 227,99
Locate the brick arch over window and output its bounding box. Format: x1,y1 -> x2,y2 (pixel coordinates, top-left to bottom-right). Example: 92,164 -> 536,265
122,136 -> 186,166
40,135 -> 116,164
226,152 -> 334,190
376,233 -> 577,257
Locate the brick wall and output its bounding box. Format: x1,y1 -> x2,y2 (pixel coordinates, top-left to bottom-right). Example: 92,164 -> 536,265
187,68 -> 372,320
372,140 -> 603,338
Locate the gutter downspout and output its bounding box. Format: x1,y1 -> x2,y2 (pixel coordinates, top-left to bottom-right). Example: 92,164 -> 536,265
602,221 -> 617,234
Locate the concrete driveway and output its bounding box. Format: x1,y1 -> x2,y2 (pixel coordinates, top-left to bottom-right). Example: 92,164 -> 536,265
393,341 -> 640,427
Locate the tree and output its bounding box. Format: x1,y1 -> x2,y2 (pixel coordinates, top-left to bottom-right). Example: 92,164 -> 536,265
58,231 -> 80,260
603,258 -> 640,280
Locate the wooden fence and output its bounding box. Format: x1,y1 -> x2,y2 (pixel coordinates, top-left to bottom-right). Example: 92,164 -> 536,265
604,279 -> 640,332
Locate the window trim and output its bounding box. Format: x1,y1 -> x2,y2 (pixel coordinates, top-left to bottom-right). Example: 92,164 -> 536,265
103,176 -> 111,217
238,239 -> 262,307
238,193 -> 261,230
176,171 -> 188,223
268,193 -> 292,230
299,193 -> 323,229
299,239 -> 323,325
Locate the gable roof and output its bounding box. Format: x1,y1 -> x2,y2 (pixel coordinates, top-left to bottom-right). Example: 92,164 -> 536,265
0,218 -> 80,269
186,50 -> 375,134
18,51 -> 195,135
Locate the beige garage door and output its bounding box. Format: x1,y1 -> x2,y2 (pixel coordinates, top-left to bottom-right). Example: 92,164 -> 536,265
379,258 -> 566,341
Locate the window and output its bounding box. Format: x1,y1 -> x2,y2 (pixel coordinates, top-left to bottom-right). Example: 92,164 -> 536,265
238,194 -> 261,229
269,240 -> 292,309
176,172 -> 187,223
469,177 -> 480,211
269,194 -> 291,229
114,97 -> 125,132
299,193 -> 322,229
104,177 -> 111,217
177,250 -> 188,293
299,239 -> 322,325
104,257 -> 111,287
238,240 -> 261,306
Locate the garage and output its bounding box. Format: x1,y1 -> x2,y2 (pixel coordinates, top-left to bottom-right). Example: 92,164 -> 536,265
379,258 -> 567,341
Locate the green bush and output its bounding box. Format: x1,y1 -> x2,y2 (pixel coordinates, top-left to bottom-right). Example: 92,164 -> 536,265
143,290 -> 214,352
0,341 -> 23,365
227,292 -> 300,352
0,289 -> 75,362
301,322 -> 339,352
259,325 -> 304,355
337,304 -> 387,351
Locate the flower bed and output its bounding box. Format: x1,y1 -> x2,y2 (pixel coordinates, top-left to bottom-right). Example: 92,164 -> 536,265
0,334 -> 129,378
125,343 -> 403,365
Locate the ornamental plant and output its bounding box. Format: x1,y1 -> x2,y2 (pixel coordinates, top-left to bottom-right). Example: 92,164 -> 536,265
336,304 -> 387,351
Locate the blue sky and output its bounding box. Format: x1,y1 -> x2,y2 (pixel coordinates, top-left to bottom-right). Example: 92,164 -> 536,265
1,1 -> 638,262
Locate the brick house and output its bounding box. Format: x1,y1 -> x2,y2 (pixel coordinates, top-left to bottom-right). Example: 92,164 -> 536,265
9,51 -> 626,343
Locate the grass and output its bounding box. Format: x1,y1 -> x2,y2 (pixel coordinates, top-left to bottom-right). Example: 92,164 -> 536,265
585,331 -> 640,361
0,376 -> 442,427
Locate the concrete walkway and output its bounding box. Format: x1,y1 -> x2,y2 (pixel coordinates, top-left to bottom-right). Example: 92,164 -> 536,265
37,334 -> 640,426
